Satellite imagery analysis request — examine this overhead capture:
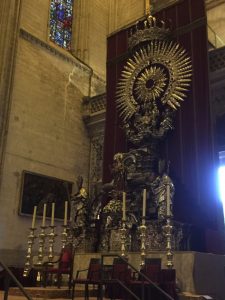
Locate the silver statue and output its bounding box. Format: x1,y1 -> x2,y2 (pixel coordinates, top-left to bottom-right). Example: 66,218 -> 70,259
151,160 -> 174,219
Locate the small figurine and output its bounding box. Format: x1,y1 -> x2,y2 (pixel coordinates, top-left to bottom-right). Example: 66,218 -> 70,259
151,160 -> 174,220
70,176 -> 88,228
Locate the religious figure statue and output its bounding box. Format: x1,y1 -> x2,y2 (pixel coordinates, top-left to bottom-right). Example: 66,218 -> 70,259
70,175 -> 88,228
151,160 -> 174,220
124,104 -> 175,149
111,153 -> 126,191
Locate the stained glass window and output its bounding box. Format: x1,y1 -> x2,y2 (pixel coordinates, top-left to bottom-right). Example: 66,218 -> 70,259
49,0 -> 74,50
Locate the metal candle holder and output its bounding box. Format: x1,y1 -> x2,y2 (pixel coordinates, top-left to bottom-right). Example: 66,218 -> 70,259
163,217 -> 174,269
48,225 -> 57,264
23,227 -> 37,277
139,217 -> 147,267
36,226 -> 47,266
120,220 -> 127,257
66,221 -> 74,245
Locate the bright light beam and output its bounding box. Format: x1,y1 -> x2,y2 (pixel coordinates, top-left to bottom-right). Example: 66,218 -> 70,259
218,165 -> 225,219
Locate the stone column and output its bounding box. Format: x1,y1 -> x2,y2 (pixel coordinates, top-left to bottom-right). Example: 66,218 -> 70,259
0,0 -> 22,183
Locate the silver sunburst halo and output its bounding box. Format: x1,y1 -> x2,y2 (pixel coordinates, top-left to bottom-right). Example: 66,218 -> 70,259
116,40 -> 192,123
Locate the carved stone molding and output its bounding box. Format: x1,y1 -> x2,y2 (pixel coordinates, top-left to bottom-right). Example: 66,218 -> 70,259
151,0 -> 180,13
209,46 -> 225,73
82,94 -> 106,136
89,135 -> 104,188
19,28 -> 105,86
82,94 -> 106,194
83,94 -> 106,115
20,28 -> 91,74
209,47 -> 225,123
206,0 -> 225,10
211,86 -> 225,118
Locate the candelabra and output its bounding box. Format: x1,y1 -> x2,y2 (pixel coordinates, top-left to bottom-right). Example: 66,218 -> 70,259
23,227 -> 37,277
36,226 -> 47,266
120,220 -> 127,257
163,217 -> 174,269
139,218 -> 147,267
48,225 -> 57,264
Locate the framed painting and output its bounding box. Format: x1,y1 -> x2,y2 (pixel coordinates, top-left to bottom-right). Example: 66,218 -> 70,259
19,171 -> 73,220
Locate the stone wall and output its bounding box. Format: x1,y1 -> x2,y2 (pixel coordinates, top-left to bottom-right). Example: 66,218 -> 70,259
108,0 -> 145,34
207,2 -> 225,47
73,0 -> 146,78
73,0 -> 109,79
0,0 -> 98,261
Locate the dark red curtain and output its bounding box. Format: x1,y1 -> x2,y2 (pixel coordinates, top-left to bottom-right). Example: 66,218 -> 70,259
103,0 -> 222,246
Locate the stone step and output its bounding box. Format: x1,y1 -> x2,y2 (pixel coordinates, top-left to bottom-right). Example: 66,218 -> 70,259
9,287 -> 70,299
8,286 -> 98,299
178,292 -> 215,300
7,287 -> 215,300
0,291 -> 103,300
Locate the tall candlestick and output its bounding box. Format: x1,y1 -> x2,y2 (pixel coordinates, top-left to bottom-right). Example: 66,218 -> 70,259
145,0 -> 151,15
142,189 -> 146,218
122,192 -> 126,221
64,201 -> 68,226
31,206 -> 37,228
42,203 -> 47,227
51,202 -> 55,226
166,183 -> 170,216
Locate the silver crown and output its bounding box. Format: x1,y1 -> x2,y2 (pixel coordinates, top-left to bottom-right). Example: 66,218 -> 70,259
128,15 -> 171,50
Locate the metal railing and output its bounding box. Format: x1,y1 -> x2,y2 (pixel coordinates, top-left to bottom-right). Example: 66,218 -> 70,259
99,254 -> 175,300
0,261 -> 33,300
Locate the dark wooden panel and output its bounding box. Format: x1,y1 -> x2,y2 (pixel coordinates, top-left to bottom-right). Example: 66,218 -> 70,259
107,34 -> 117,60
103,31 -> 128,182
163,2 -> 178,30
116,29 -> 128,56
191,25 -> 212,205
177,0 -> 190,27
190,0 -> 205,21
103,55 -> 117,182
114,59 -> 127,155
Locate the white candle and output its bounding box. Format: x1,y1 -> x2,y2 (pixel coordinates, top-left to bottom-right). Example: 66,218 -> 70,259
122,192 -> 126,221
64,201 -> 68,226
42,203 -> 47,227
142,189 -> 146,218
166,182 -> 170,217
51,202 -> 55,226
31,206 -> 37,229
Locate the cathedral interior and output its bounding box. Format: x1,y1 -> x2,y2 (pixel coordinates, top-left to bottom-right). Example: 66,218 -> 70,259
1,0 -> 225,299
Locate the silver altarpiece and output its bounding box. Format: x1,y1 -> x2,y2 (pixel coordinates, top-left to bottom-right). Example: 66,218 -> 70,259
69,10 -> 192,267
24,6 -> 194,275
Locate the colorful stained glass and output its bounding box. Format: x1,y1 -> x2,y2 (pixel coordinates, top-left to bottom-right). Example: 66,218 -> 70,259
49,0 -> 74,50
